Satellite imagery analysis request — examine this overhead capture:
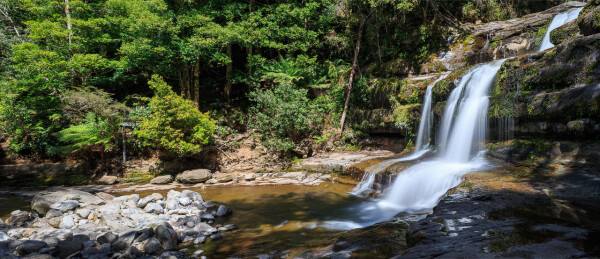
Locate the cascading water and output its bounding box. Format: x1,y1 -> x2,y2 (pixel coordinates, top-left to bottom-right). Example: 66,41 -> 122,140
415,72 -> 451,152
325,60 -> 506,230
538,7 -> 584,51
381,59 -> 505,210
350,72 -> 450,196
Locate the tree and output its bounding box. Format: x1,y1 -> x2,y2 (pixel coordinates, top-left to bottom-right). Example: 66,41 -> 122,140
134,75 -> 215,156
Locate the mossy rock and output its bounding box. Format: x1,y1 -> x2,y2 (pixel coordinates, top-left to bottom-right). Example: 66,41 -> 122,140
579,5 -> 600,36
550,19 -> 581,45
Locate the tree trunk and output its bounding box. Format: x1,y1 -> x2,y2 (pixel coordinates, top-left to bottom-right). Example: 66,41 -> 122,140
181,63 -> 191,99
0,3 -> 19,37
194,57 -> 200,109
65,0 -> 72,46
247,47 -> 253,75
225,44 -> 233,100
339,20 -> 365,134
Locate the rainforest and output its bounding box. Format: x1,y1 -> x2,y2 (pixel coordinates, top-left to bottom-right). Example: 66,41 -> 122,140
1,0 -> 600,258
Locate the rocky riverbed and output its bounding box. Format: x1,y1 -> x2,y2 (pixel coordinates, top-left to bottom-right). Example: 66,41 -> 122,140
0,189 -> 236,258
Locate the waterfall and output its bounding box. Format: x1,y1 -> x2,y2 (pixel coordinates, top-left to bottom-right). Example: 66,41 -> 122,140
351,73 -> 450,196
415,72 -> 451,152
538,7 -> 583,52
380,59 -> 505,211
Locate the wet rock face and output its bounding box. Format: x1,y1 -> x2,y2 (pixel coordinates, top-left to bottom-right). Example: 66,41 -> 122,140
421,2 -> 586,73
404,189 -> 597,258
489,33 -> 600,139
579,5 -> 600,36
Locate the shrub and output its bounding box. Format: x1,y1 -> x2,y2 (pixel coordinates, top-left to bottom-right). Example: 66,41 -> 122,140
248,82 -> 322,152
52,112 -> 120,158
134,75 -> 215,156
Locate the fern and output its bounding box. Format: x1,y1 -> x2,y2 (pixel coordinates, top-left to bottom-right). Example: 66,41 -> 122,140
54,112 -> 119,154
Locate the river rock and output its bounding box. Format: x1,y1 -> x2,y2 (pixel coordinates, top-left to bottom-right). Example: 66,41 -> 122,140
178,197 -> 192,206
0,231 -> 10,241
205,179 -> 218,184
214,173 -> 233,183
142,237 -> 164,255
52,200 -> 79,213
111,230 -> 137,252
194,235 -> 206,244
48,217 -> 61,228
76,209 -> 91,219
209,233 -> 222,241
138,193 -> 163,208
244,173 -> 256,181
59,216 -> 74,229
215,205 -> 232,217
55,235 -> 89,258
125,245 -> 143,257
98,175 -> 118,185
32,190 -> 102,216
97,232 -> 118,244
182,190 -> 204,203
135,228 -> 154,243
6,211 -> 31,227
144,203 -> 163,214
16,240 -> 47,255
153,222 -> 178,250
151,175 -> 174,184
175,169 -> 212,184
96,192 -> 115,201
45,209 -> 62,219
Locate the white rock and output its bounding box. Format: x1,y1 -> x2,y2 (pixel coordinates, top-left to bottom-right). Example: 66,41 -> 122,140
112,196 -> 129,204
79,219 -> 89,225
0,232 -> 10,241
7,229 -> 21,239
128,194 -> 140,203
167,190 -> 182,200
144,203 -> 163,214
60,216 -> 75,229
244,173 -> 257,181
165,199 -> 180,210
76,209 -> 91,219
178,197 -> 192,206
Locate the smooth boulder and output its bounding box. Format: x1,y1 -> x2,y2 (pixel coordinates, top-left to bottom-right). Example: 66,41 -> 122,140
150,175 -> 174,184
153,222 -> 178,250
32,190 -> 102,216
55,235 -> 89,258
215,205 -> 232,217
98,175 -> 118,185
142,238 -> 164,255
175,169 -> 212,184
16,240 -> 47,255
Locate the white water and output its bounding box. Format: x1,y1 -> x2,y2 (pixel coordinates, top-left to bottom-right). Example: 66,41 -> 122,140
415,72 -> 451,151
349,149 -> 431,196
350,73 -> 450,196
538,7 -> 584,51
383,60 -> 504,208
328,60 -> 505,230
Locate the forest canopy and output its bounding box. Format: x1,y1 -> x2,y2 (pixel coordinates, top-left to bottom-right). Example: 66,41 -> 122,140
0,0 -> 565,161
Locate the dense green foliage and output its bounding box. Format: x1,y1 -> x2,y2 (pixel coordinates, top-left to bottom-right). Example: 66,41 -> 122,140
0,0 -> 567,161
135,75 -> 215,156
